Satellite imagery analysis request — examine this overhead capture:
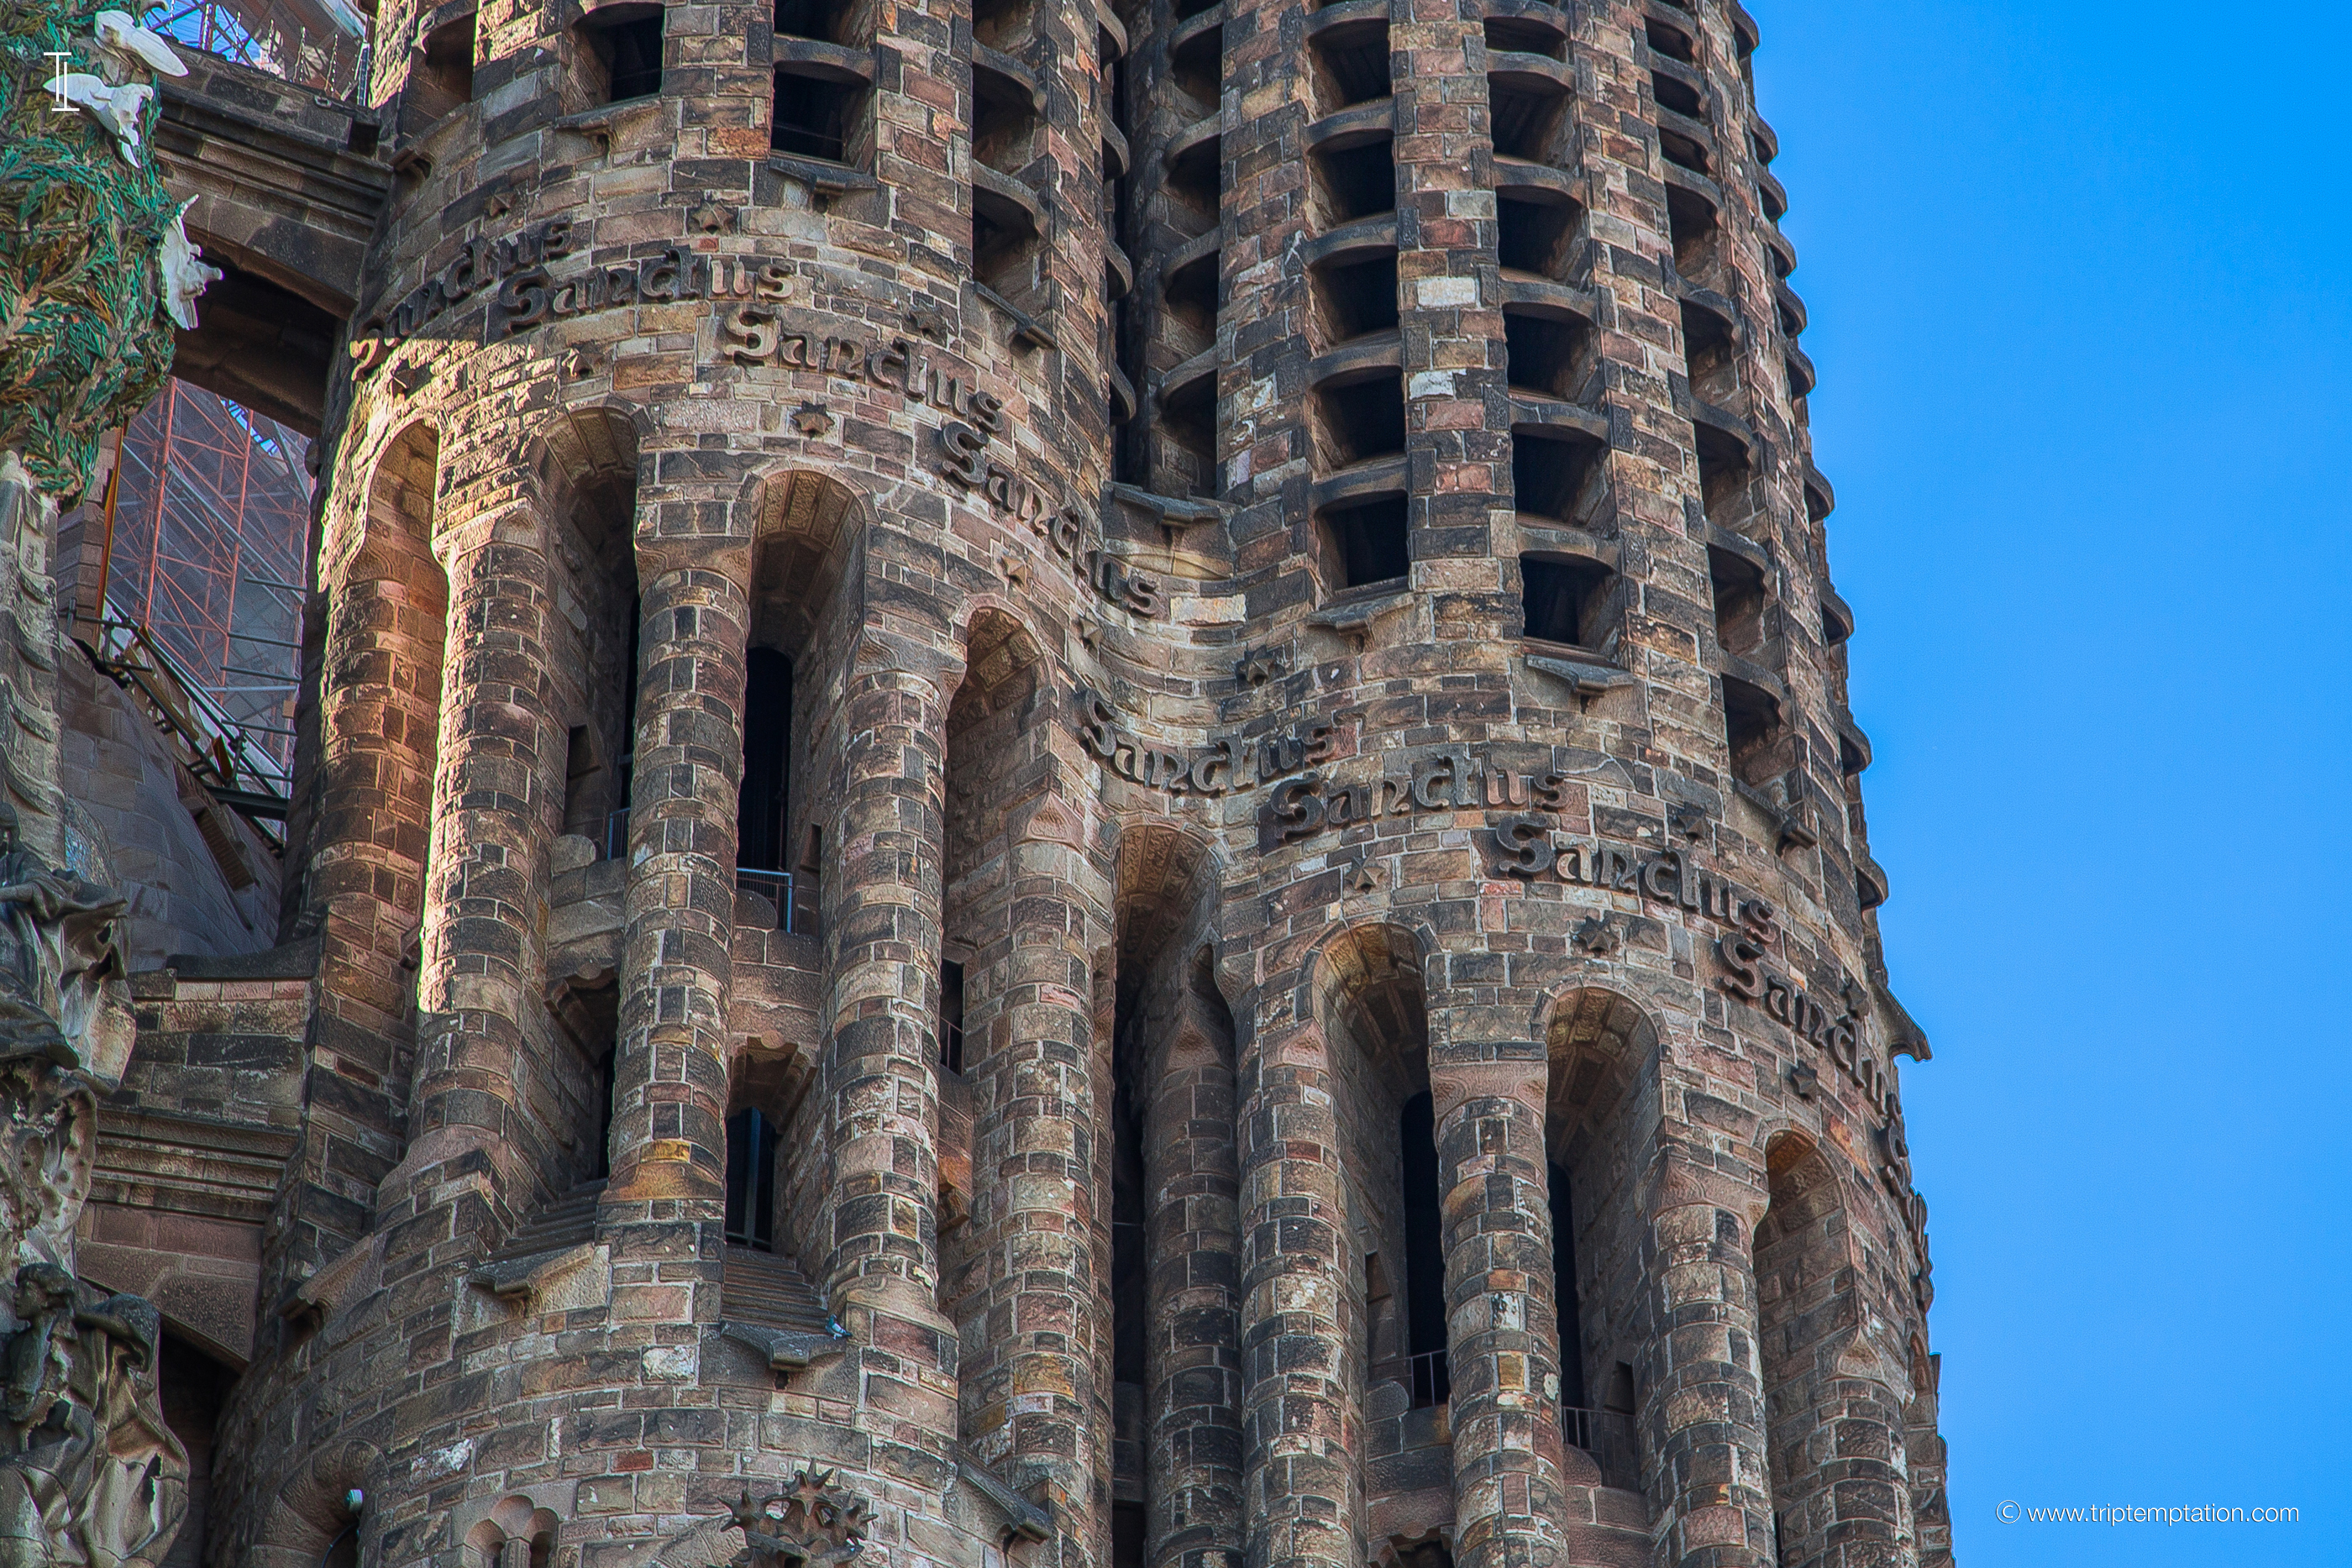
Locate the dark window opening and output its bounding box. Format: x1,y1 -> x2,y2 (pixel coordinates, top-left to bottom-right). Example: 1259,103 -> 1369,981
1111,1098 -> 1147,1385
738,648 -> 794,872
1488,83 -> 1564,161
563,723 -> 601,841
1170,18 -> 1221,109
1503,308 -> 1590,401
607,597 -> 641,861
1167,129 -> 1223,218
1313,252 -> 1398,343
1723,674 -> 1782,782
1666,184 -> 1718,284
1497,194 -> 1576,278
1484,16 -> 1565,59
595,1045 -> 617,1179
1645,17 -> 1696,64
974,0 -> 1034,50
974,204 -> 1041,303
1166,246 -> 1221,338
1651,69 -> 1702,117
1659,126 -> 1709,177
939,958 -> 966,1074
974,66 -> 1039,176
1522,553 -> 1609,648
1318,496 -> 1410,591
1694,421 -> 1751,525
592,12 -> 664,102
1159,365 -> 1217,462
774,71 -> 865,160
1547,1162 -> 1587,1410
1707,545 -> 1768,658
1682,298 -> 1739,408
1311,138 -> 1395,223
725,1108 -> 780,1251
160,1337 -> 236,1568
1512,428 -> 1601,522
1310,19 -> 1389,111
412,13 -> 475,123
1111,1505 -> 1147,1568
1315,370 -> 1404,466
775,0 -> 854,41
1400,1091 -> 1449,1408
1606,1361 -> 1635,1413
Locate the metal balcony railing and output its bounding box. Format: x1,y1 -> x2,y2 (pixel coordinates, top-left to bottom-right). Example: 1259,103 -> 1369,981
1562,1404 -> 1641,1491
735,868 -> 806,934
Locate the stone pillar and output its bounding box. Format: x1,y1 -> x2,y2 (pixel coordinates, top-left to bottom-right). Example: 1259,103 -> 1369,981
375,506 -> 554,1261
270,428 -> 446,1286
1235,1012 -> 1357,1568
961,799 -> 1107,1565
1646,1142 -> 1773,1568
601,561 -> 747,1226
1142,1001 -> 1244,1568
819,652 -> 958,1437
1773,1371 -> 1912,1568
1430,1057 -> 1568,1568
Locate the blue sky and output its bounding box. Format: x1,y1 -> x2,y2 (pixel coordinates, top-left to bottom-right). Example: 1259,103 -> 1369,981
1752,2 -> 2352,1563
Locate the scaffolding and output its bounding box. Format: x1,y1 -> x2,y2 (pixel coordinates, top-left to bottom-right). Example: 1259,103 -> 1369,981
78,380 -> 315,836
144,0 -> 370,99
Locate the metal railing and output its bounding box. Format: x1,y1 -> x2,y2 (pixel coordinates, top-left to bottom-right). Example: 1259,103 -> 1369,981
1562,1405 -> 1641,1492
75,612 -> 291,841
1404,1350 -> 1451,1409
735,868 -> 806,934
147,0 -> 371,99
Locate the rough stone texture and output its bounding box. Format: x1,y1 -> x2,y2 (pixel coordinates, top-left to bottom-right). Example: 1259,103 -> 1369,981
84,5 -> 1961,1568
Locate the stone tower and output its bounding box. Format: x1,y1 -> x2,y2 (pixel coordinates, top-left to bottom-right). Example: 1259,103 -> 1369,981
150,3 -> 1957,1568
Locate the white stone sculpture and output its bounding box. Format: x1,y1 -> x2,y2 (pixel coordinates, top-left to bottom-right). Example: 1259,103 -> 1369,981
159,200 -> 222,331
45,72 -> 153,166
91,12 -> 189,80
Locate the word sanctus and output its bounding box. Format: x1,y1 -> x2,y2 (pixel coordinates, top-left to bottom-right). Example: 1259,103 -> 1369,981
1077,691 -> 1332,792
1260,747 -> 1581,850
724,310 -> 1011,436
1489,825 -> 1778,933
351,218 -> 585,367
499,249 -> 788,334
938,427 -> 1165,617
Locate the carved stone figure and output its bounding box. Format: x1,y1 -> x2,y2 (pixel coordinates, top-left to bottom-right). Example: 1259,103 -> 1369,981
0,799 -> 185,1567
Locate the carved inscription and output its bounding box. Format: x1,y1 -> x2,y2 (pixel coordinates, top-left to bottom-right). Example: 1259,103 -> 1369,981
1078,690 -> 1330,791
1259,748 -> 1576,850
723,309 -> 1012,433
941,432 -> 1164,617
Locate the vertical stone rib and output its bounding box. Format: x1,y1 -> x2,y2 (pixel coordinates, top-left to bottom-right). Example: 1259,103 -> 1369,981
381,506 -> 553,1267
602,564 -> 745,1233
1143,1006 -> 1243,1568
963,817 -> 1106,1560
820,654 -> 958,1444
1236,1015 -> 1357,1568
1646,1145 -> 1773,1568
1431,1075 -> 1567,1568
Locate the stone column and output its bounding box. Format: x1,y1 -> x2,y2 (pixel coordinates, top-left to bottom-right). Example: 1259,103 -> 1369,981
1235,1011 -> 1357,1568
961,798 -> 1108,1566
600,561 -> 747,1228
375,505 -> 554,1263
1430,1055 -> 1568,1568
1773,1371 -> 1913,1568
1142,999 -> 1244,1568
1646,1141 -> 1773,1568
819,651 -> 958,1440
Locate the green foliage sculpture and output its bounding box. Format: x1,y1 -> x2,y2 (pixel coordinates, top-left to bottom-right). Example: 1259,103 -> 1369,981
0,0 -> 209,503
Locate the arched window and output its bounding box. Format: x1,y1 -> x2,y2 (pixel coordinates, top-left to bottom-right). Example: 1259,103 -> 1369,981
737,648 -> 798,929
1399,1090 -> 1448,1407
725,1108 -> 779,1251
1547,1160 -> 1586,1410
